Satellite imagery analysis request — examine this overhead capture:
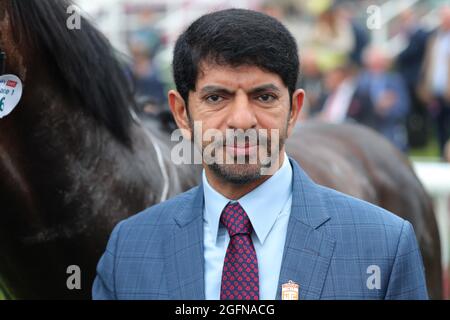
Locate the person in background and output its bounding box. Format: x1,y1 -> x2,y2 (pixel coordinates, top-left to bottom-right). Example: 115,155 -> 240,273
337,2 -> 369,66
445,139 -> 450,163
305,0 -> 355,73
319,62 -> 358,124
296,49 -> 325,119
396,9 -> 431,148
418,5 -> 450,158
129,35 -> 167,114
351,46 -> 410,152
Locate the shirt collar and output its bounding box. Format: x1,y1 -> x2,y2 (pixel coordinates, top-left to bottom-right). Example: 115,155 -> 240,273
202,153 -> 293,244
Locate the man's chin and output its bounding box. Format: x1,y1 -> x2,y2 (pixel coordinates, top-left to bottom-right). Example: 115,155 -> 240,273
207,162 -> 262,185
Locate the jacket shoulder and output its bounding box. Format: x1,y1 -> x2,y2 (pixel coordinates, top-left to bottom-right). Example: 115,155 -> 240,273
119,185 -> 200,229
105,185 -> 200,265
315,185 -> 426,299
317,184 -> 406,233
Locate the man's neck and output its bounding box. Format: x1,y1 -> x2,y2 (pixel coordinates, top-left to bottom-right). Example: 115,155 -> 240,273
204,152 -> 286,200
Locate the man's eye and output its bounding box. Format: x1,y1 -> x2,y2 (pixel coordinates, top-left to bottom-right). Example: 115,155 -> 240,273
257,94 -> 276,103
205,95 -> 223,103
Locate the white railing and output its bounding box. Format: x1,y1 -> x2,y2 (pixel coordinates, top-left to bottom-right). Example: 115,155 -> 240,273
413,161 -> 450,295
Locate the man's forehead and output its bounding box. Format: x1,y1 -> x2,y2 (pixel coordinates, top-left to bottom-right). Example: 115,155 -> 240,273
196,62 -> 285,90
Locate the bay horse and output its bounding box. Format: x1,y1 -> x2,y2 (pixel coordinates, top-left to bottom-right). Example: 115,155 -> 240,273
0,0 -> 442,299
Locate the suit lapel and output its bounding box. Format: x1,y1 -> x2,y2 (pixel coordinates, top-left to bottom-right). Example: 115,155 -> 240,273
275,159 -> 336,300
165,186 -> 205,299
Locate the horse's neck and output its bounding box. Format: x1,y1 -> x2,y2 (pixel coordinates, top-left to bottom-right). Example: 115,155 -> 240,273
138,115 -> 203,198
0,79 -> 170,227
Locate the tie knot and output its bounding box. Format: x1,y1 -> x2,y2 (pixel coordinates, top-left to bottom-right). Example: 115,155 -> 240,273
220,202 -> 252,237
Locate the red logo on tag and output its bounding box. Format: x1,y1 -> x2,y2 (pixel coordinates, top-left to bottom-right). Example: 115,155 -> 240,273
6,80 -> 17,88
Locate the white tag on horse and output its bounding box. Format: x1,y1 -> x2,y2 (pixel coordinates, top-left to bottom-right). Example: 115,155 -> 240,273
0,74 -> 23,119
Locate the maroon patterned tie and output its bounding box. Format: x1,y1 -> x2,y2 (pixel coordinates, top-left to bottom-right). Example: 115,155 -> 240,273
220,201 -> 259,300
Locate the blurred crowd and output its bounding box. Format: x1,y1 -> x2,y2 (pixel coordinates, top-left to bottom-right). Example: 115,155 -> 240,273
126,0 -> 450,158
296,2 -> 450,157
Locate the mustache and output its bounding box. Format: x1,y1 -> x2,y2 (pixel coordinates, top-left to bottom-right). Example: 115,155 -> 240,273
207,129 -> 272,147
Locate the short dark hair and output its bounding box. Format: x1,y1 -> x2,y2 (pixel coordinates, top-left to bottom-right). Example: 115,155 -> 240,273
172,8 -> 300,105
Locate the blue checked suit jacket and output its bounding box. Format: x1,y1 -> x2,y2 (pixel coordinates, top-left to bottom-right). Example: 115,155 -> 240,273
92,158 -> 428,300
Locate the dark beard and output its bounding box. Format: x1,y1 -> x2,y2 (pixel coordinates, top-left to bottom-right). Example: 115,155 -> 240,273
205,137 -> 285,184
207,161 -> 262,185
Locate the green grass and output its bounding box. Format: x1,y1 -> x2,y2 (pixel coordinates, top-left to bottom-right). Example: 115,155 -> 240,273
409,138 -> 440,159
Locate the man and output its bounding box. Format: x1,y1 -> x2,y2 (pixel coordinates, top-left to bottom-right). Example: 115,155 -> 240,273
445,139 -> 450,163
318,62 -> 357,124
396,9 -> 431,148
350,46 -> 410,152
92,9 -> 428,300
419,5 -> 450,157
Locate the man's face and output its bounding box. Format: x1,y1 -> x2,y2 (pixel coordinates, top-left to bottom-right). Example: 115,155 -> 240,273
171,62 -> 303,184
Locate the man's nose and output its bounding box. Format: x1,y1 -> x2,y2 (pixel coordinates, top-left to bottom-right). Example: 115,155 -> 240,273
226,92 -> 257,130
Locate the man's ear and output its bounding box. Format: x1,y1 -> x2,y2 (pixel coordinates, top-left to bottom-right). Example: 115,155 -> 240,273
168,90 -> 192,140
287,88 -> 305,137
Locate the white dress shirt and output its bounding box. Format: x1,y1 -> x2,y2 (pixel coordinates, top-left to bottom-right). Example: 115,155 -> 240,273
202,153 -> 293,299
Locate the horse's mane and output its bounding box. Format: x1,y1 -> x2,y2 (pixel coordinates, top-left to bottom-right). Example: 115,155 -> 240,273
10,0 -> 134,146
